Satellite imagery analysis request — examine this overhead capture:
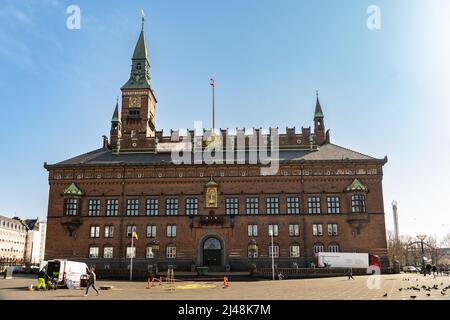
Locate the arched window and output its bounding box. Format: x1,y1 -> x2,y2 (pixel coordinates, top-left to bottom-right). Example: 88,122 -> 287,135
313,243 -> 325,253
89,246 -> 99,259
166,244 -> 176,259
329,243 -> 340,253
203,238 -> 221,250
269,243 -> 279,258
146,246 -> 154,259
290,244 -> 300,258
126,245 -> 136,259
103,246 -> 113,259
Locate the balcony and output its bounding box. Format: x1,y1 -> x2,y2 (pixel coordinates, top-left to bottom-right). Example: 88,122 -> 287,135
188,214 -> 235,228
346,212 -> 369,224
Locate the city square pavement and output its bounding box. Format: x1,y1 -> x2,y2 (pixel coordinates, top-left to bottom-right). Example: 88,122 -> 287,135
1,273 -> 449,300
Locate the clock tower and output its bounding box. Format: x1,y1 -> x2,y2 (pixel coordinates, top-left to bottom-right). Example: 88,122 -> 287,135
119,15 -> 157,150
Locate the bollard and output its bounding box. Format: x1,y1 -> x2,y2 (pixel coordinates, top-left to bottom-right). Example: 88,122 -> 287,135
159,276 -> 162,286
152,277 -> 155,287
146,277 -> 151,289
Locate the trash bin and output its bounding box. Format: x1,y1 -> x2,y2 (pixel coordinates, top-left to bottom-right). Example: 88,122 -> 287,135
80,275 -> 88,288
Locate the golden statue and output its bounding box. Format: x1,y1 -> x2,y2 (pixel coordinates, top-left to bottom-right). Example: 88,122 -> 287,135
205,177 -> 218,208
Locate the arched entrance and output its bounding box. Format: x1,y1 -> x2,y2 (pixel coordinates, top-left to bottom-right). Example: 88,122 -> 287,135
202,237 -> 222,266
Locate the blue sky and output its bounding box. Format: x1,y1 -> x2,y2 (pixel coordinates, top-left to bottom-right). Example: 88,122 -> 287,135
0,0 -> 449,240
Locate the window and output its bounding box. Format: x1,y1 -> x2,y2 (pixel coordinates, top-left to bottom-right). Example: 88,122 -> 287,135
329,244 -> 340,252
146,198 -> 159,215
327,196 -> 340,214
328,224 -> 338,236
146,225 -> 156,238
225,198 -> 239,215
126,225 -> 136,238
313,224 -> 323,236
90,226 -> 100,238
64,198 -> 79,216
104,225 -> 114,238
351,195 -> 367,213
290,245 -> 300,258
106,199 -> 119,216
103,247 -> 113,259
126,199 -> 139,216
185,198 -> 198,215
126,246 -> 136,259
289,224 -> 299,237
89,246 -> 99,259
247,224 -> 258,237
248,245 -> 258,258
88,199 -> 101,216
165,198 -> 179,215
146,246 -> 154,259
268,224 -> 279,237
166,245 -> 176,259
314,243 -> 325,253
269,245 -> 279,258
246,197 -> 259,215
167,225 -> 176,238
266,197 -> 279,214
308,197 -> 321,214
287,197 -> 300,214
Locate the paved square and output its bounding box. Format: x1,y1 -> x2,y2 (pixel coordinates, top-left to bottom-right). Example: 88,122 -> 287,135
1,274 -> 449,300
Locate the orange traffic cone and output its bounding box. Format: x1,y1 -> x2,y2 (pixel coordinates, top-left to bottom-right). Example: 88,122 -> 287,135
223,276 -> 229,288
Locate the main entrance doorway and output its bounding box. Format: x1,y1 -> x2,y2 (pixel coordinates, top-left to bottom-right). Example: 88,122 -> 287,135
202,237 -> 222,266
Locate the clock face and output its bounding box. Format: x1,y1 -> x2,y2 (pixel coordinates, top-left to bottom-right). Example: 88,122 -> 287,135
129,96 -> 141,108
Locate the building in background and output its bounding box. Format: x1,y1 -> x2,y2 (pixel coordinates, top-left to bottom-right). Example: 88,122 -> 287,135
43,18 -> 389,274
24,218 -> 47,267
0,216 -> 27,268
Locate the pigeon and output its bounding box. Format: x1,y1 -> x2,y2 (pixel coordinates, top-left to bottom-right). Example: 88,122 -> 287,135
441,291 -> 447,296
426,293 -> 431,297
383,293 -> 388,297
398,288 -> 403,292
410,295 -> 417,299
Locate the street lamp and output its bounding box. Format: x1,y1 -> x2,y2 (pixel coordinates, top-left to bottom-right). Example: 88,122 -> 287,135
417,235 -> 427,276
150,239 -> 160,275
269,230 -> 275,281
248,237 -> 257,276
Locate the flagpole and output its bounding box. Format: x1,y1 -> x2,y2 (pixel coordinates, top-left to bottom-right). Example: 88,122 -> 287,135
211,78 -> 215,131
130,235 -> 133,281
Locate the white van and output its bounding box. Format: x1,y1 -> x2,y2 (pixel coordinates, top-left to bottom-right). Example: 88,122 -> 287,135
41,259 -> 89,288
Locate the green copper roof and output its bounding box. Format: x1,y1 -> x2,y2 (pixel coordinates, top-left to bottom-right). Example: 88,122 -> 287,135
132,30 -> 148,61
63,183 -> 83,196
121,77 -> 151,90
346,178 -> 368,192
111,99 -> 120,123
314,97 -> 324,118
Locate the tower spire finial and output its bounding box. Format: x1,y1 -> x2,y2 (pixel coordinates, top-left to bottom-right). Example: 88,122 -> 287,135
316,90 -> 319,98
141,9 -> 145,31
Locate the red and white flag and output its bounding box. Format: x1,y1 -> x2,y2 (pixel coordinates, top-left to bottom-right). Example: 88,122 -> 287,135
210,78 -> 215,87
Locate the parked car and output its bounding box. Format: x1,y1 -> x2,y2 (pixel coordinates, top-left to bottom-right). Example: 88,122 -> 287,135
403,266 -> 418,273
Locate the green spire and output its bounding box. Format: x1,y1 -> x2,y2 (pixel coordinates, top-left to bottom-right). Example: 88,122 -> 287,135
63,183 -> 84,196
121,13 -> 152,90
314,90 -> 324,119
346,179 -> 368,192
111,97 -> 120,123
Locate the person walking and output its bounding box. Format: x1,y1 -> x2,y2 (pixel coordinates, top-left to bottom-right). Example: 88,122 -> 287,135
84,265 -> 100,296
348,268 -> 354,280
432,265 -> 437,278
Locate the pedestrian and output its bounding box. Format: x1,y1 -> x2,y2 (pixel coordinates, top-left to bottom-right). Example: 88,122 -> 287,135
84,265 -> 100,296
37,268 -> 48,291
348,268 -> 354,280
432,265 -> 437,278
278,272 -> 284,280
